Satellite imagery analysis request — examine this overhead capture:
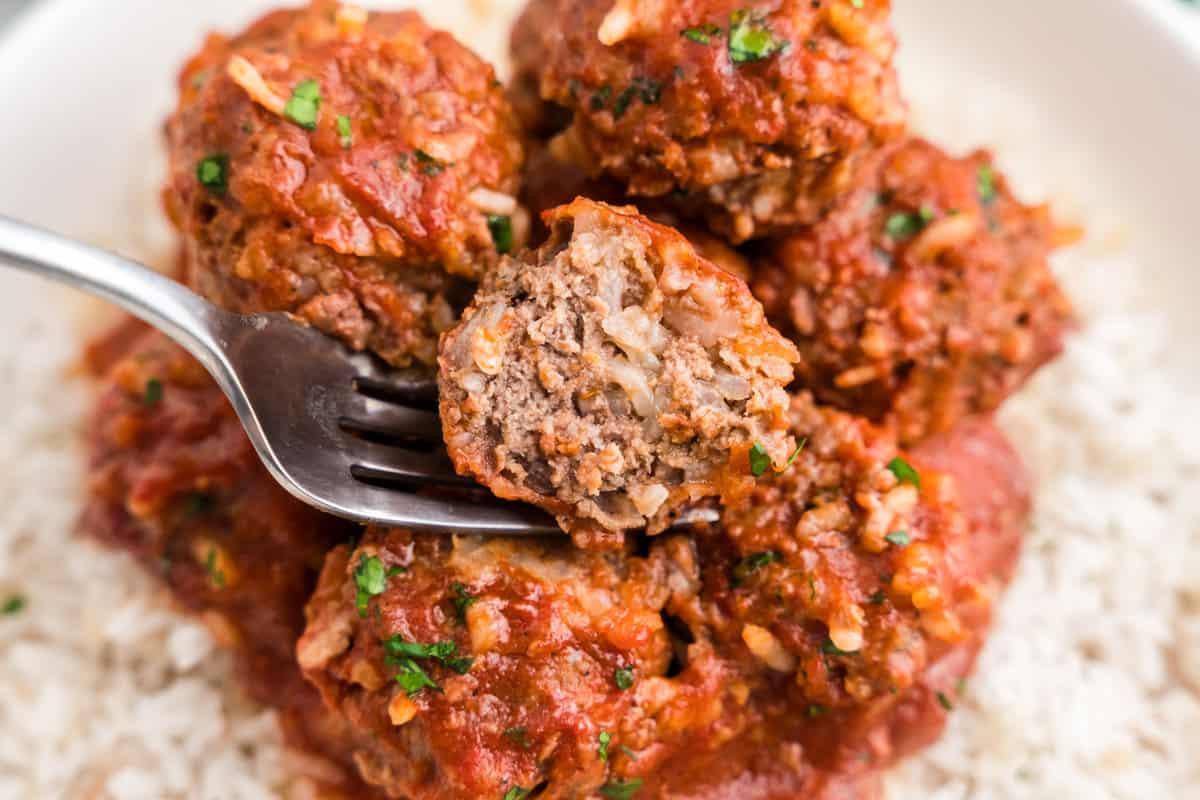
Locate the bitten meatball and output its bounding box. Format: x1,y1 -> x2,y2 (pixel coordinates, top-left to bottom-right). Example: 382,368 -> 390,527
510,0 -> 906,241
752,137 -> 1075,443
438,199 -> 799,541
82,325 -> 376,798
164,1 -> 525,367
297,396 -> 1030,800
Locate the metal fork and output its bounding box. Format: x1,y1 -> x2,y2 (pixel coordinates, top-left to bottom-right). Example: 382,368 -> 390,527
0,216 -> 715,536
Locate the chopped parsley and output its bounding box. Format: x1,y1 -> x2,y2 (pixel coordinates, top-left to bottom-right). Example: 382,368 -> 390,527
977,163 -> 997,205
728,9 -> 789,65
884,530 -> 911,547
613,77 -> 662,119
142,378 -> 163,406
196,154 -> 229,194
336,114 -> 353,149
620,745 -> 640,761
414,149 -> 449,176
868,589 -> 887,605
503,788 -> 531,800
353,554 -> 389,617
394,657 -> 440,696
487,215 -> 514,255
784,438 -> 808,468
820,639 -> 859,656
851,0 -> 865,7
284,79 -> 321,129
883,209 -> 934,241
386,565 -> 407,578
749,441 -> 772,476
886,456 -> 921,489
598,730 -> 612,761
599,778 -> 644,799
591,85 -> 612,110
731,551 -> 781,585
681,23 -> 720,44
613,665 -> 635,690
384,639 -> 456,660
204,548 -> 226,589
806,703 -> 828,718
450,581 -> 478,623
504,726 -> 530,748
937,690 -> 954,711
2,594 -> 26,615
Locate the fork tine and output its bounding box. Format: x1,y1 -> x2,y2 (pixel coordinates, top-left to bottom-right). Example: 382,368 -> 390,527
348,439 -> 476,487
354,374 -> 438,410
339,398 -> 443,443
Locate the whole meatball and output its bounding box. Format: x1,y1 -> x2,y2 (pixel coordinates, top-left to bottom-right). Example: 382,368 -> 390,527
510,0 -> 905,242
298,394 -> 1028,800
165,1 -> 525,367
752,137 -> 1075,444
82,325 -> 376,798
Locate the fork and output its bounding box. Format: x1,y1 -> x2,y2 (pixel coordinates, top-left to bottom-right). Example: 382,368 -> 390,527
0,215 -> 715,536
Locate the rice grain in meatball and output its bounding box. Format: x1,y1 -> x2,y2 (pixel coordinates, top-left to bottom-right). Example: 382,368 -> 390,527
297,397 -> 1030,800
438,199 -> 799,541
752,137 -> 1075,443
510,0 -> 906,241
165,1 -> 525,366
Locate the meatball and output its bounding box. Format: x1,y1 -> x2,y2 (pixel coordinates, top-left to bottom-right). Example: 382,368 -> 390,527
752,137 -> 1075,443
82,326 -> 376,797
510,0 -> 906,241
297,396 -> 1029,800
438,199 -> 799,541
164,1 -> 525,367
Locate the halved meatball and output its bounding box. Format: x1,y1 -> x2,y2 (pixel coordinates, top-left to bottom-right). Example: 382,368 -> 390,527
297,397 -> 1029,800
82,325 -> 376,798
164,1 -> 525,366
752,137 -> 1075,443
510,0 -> 906,241
438,199 -> 799,540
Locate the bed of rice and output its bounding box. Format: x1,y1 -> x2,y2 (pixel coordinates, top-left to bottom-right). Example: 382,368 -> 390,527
0,4 -> 1197,799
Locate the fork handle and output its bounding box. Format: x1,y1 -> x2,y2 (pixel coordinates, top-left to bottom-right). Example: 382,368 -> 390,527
0,214 -> 228,366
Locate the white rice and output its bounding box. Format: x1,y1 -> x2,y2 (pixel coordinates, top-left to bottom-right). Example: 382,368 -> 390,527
1,5 -> 1197,800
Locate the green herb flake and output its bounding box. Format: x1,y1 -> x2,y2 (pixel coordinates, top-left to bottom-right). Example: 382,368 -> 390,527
977,163 -> 997,205
487,215 -> 514,255
868,589 -> 887,605
503,788 -> 531,800
851,0 -> 865,7
413,149 -> 450,176
504,726 -> 530,748
204,548 -> 226,589
884,530 -> 911,548
883,211 -> 929,241
188,492 -> 214,515
599,778 -> 644,799
142,378 -> 164,406
386,565 -> 407,578
196,153 -> 230,194
614,665 -> 635,690
598,730 -> 612,761
612,77 -> 662,119
336,114 -> 353,149
784,438 -> 808,469
384,638 -> 457,660
820,639 -> 859,657
284,79 -> 322,130
620,745 -> 640,761
806,703 -> 828,718
731,551 -> 782,586
886,456 -> 921,489
728,9 -> 789,65
394,658 -> 440,696
681,24 -> 720,44
397,153 -> 410,172
749,441 -> 772,476
937,690 -> 954,711
353,555 -> 389,617
591,85 -> 612,110
2,594 -> 26,615
443,656 -> 475,674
